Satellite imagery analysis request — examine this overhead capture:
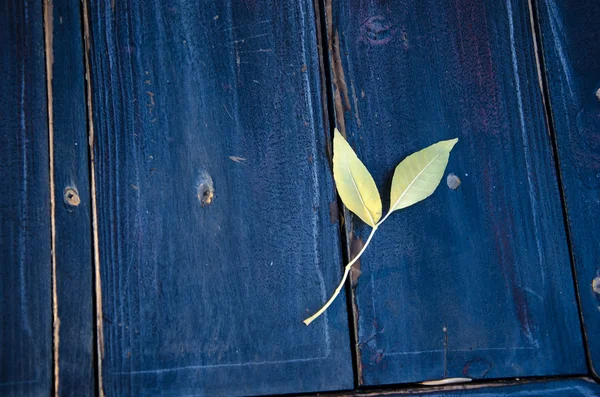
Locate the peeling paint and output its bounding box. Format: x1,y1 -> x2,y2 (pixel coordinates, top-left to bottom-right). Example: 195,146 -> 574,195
351,81 -> 361,128
228,155 -> 246,163
421,377 -> 472,386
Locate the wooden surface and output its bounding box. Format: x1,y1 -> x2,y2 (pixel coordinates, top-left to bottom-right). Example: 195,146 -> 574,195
87,0 -> 353,395
48,0 -> 96,395
323,378 -> 600,396
534,0 -> 600,376
326,0 -> 586,385
0,0 -> 53,395
2,0 -> 599,395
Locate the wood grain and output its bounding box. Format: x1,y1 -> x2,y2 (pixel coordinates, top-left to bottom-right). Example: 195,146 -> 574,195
86,0 -> 353,395
325,0 -> 586,385
0,0 -> 52,395
47,0 -> 96,395
534,0 -> 600,376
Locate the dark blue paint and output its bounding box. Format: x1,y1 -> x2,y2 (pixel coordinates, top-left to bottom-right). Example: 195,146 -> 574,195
87,0 -> 352,395
326,0 -> 585,385
49,0 -> 96,395
535,0 -> 600,377
354,378 -> 600,397
0,0 -> 52,395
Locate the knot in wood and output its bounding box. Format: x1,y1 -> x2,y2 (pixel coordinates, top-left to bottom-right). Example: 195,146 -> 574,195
64,187 -> 81,206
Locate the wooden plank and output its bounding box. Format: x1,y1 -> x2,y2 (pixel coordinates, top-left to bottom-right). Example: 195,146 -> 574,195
323,378 -> 600,396
325,0 -> 586,385
534,0 -> 600,376
46,0 -> 96,395
86,0 -> 353,395
0,1 -> 53,395
398,378 -> 600,396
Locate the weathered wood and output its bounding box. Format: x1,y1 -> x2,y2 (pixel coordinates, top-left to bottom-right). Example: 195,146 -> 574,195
325,0 -> 586,385
534,0 -> 600,376
86,0 -> 353,395
0,0 -> 53,395
47,0 -> 96,395
321,378 -> 600,396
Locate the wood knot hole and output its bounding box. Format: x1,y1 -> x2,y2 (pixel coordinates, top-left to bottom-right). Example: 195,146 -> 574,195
592,277 -> 600,295
64,187 -> 80,206
197,171 -> 214,206
446,173 -> 461,190
360,15 -> 395,45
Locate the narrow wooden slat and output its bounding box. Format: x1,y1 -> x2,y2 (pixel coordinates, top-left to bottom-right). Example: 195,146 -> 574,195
46,0 -> 96,394
328,378 -> 600,396
0,1 -> 53,395
534,0 -> 600,376
325,0 -> 585,385
86,0 -> 353,395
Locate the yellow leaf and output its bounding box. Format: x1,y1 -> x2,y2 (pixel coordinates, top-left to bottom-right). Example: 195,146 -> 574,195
333,129 -> 382,227
389,138 -> 458,214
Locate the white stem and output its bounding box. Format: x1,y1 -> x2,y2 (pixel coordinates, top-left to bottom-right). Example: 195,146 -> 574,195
376,211 -> 391,227
303,226 -> 378,326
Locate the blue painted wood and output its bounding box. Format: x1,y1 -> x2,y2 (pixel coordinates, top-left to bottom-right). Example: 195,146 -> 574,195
0,0 -> 53,395
325,0 -> 586,385
86,0 -> 353,395
534,0 -> 600,377
350,378 -> 600,396
48,0 -> 96,395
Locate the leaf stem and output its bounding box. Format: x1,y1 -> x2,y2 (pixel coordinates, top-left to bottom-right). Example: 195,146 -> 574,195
376,212 -> 390,228
303,226 -> 378,326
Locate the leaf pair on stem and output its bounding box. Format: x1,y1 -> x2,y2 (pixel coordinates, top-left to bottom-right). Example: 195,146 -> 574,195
303,129 -> 458,326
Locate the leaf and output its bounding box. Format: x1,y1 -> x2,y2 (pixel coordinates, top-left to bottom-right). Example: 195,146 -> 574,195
389,138 -> 458,213
333,129 -> 382,227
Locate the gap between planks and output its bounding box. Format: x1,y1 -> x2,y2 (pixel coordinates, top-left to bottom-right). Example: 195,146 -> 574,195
81,0 -> 105,395
313,0 -> 364,388
42,0 -> 59,395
